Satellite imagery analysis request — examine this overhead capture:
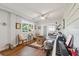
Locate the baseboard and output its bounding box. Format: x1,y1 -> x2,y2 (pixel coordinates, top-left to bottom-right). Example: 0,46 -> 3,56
0,47 -> 8,52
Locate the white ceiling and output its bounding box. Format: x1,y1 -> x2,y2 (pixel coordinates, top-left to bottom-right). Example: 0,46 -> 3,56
0,3 -> 72,23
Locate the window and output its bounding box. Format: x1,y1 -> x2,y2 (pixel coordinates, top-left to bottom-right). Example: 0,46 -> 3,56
21,23 -> 28,32
48,25 -> 56,33
21,23 -> 33,32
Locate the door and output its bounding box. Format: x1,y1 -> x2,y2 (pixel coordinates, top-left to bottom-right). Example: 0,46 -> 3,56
0,10 -> 10,51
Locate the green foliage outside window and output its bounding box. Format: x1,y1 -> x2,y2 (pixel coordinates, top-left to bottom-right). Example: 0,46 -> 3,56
21,23 -> 28,32
21,23 -> 33,32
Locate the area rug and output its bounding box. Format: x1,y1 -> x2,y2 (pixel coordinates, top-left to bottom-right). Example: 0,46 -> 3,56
28,42 -> 43,49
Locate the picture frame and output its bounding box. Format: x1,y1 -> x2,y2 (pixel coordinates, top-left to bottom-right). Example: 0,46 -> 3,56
63,19 -> 65,29
16,23 -> 21,29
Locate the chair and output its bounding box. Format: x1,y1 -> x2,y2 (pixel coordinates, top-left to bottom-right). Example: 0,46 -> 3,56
65,34 -> 78,56
65,34 -> 73,47
36,36 -> 45,45
18,34 -> 27,44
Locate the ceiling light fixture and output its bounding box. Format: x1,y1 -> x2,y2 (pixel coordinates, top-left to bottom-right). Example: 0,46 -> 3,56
41,16 -> 45,19
40,14 -> 46,19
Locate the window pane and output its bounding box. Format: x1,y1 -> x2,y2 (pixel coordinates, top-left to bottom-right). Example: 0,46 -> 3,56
21,23 -> 28,32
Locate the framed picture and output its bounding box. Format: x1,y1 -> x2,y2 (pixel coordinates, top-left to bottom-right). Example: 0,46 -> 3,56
16,23 -> 21,29
29,24 -> 33,29
63,19 -> 65,29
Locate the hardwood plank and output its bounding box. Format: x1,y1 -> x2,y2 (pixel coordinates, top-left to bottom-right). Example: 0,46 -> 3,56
0,44 -> 46,56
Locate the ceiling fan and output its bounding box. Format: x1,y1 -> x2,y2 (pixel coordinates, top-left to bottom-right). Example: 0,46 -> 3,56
32,7 -> 65,20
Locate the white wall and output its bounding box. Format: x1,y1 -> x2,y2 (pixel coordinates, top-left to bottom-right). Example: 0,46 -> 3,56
10,14 -> 35,46
10,14 -> 22,47
63,4 -> 79,49
0,10 -> 10,51
0,9 -> 35,51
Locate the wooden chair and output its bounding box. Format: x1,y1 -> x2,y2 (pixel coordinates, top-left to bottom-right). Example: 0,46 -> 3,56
18,34 -> 27,44
36,36 -> 45,45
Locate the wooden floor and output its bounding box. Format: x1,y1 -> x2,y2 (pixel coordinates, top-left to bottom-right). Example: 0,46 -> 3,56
0,44 -> 46,56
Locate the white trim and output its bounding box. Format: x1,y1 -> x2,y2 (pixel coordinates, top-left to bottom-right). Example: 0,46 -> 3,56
0,4 -> 34,22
